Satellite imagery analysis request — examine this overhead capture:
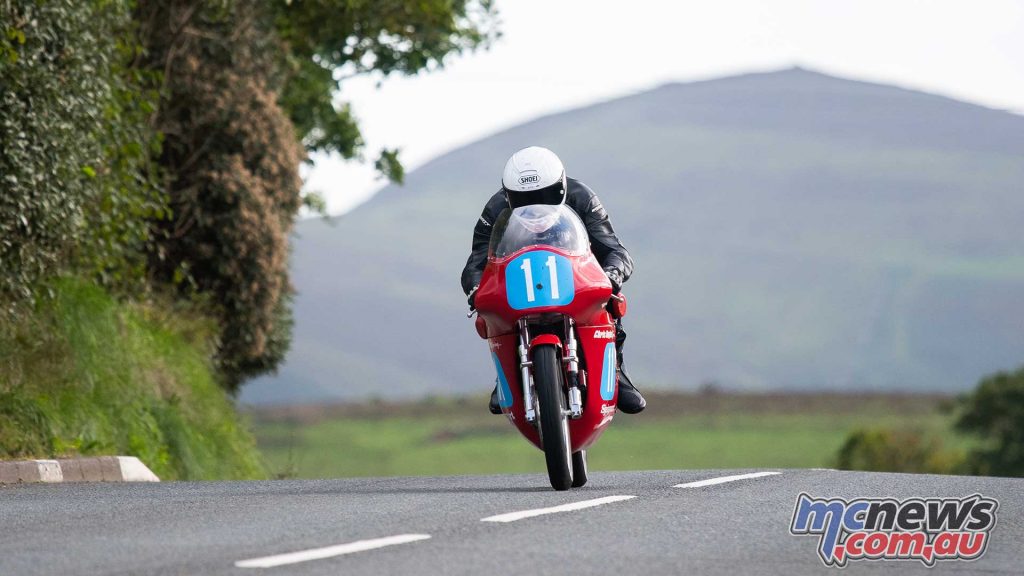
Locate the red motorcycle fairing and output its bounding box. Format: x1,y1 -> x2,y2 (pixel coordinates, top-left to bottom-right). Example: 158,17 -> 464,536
476,243 -> 619,453
475,246 -> 614,337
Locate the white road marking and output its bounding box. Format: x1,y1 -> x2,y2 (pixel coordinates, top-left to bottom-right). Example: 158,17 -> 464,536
481,495 -> 636,523
234,534 -> 431,569
674,471 -> 781,488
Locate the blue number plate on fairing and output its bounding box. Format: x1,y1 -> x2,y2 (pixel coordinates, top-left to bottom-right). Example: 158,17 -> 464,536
505,250 -> 575,310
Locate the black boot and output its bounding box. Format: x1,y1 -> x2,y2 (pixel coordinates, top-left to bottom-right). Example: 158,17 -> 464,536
616,363 -> 646,414
613,320 -> 646,414
488,384 -> 502,414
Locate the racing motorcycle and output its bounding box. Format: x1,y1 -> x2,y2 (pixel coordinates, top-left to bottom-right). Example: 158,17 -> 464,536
469,204 -> 627,490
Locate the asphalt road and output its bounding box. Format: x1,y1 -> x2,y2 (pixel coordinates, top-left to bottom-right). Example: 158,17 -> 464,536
1,469 -> 1021,575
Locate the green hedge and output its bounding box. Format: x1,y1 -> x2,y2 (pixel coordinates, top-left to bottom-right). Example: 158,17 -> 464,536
0,0 -> 165,315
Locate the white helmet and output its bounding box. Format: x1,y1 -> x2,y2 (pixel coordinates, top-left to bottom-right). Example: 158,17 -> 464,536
501,146 -> 567,209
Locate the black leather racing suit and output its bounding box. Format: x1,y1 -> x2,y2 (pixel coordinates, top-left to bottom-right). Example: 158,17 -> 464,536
460,177 -> 633,294
461,177 -> 634,362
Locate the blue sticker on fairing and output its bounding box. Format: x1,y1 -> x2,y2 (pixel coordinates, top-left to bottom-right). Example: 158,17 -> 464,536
600,342 -> 617,401
491,352 -> 514,408
505,250 -> 575,310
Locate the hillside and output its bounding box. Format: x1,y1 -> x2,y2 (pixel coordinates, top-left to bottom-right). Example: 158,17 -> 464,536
241,67 -> 1024,404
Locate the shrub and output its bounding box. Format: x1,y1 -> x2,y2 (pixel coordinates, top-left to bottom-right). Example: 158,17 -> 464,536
955,366 -> 1024,477
835,427 -> 961,474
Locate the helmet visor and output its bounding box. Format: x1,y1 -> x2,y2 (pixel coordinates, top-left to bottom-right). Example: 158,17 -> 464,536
505,179 -> 566,209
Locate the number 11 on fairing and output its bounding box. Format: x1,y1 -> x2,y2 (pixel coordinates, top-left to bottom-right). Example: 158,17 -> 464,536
520,256 -> 560,302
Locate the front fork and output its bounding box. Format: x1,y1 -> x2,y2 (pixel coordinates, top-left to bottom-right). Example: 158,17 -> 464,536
564,317 -> 583,419
517,320 -> 537,423
518,317 -> 583,423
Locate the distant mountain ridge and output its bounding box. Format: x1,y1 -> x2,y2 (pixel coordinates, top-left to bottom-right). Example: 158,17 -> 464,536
241,67 -> 1024,405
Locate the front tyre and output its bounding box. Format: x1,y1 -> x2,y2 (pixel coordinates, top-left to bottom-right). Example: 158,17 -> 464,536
534,344 -> 573,491
571,450 -> 588,488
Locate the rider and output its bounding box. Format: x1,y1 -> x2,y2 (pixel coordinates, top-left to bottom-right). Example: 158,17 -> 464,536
461,146 -> 646,415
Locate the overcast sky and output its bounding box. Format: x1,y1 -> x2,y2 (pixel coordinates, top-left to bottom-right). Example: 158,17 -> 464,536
305,0 -> 1024,215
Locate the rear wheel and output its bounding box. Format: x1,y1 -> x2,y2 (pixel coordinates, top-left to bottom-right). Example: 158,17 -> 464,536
571,450 -> 588,488
534,344 -> 573,491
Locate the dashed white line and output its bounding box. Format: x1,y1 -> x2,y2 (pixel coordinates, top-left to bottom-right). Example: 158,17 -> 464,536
674,471 -> 781,488
481,495 -> 636,523
234,534 -> 431,569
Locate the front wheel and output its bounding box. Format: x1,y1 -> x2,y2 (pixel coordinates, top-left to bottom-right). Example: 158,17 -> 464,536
534,344 -> 573,491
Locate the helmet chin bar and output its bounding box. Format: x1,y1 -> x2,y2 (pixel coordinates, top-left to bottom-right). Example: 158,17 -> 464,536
505,176 -> 567,209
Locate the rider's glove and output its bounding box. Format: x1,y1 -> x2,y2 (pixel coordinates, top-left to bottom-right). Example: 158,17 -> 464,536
604,267 -> 623,294
467,285 -> 479,310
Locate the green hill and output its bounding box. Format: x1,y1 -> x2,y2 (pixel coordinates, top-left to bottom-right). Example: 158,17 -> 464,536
242,67 -> 1024,404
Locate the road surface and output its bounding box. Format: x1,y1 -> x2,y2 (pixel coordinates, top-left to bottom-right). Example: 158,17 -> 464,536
1,469 -> 1020,575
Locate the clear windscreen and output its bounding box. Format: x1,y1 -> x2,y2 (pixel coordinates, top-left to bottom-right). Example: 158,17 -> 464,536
488,204 -> 590,259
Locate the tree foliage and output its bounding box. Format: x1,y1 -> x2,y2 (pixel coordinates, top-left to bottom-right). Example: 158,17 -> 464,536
2,0 -> 498,391
271,0 -> 498,181
134,0 -> 497,389
956,366 -> 1024,477
136,0 -> 305,390
0,0 -> 164,315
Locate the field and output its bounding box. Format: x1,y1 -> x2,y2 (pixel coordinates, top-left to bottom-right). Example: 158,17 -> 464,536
249,392 -> 969,479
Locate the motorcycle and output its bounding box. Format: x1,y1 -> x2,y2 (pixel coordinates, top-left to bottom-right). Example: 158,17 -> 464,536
470,203 -> 627,490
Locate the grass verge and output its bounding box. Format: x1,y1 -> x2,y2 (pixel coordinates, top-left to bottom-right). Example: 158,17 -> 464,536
0,278 -> 265,480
